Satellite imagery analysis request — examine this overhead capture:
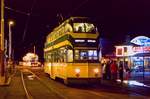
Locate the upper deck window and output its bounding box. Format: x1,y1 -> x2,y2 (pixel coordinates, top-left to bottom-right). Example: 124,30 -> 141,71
73,23 -> 96,33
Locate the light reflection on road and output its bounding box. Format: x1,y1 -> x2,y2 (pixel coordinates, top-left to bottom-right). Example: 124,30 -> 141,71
117,79 -> 150,88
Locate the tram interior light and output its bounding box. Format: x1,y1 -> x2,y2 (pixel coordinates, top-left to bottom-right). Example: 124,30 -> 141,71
87,40 -> 96,43
75,39 -> 85,42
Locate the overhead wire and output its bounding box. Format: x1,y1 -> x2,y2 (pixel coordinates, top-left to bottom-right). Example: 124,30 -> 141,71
5,6 -> 30,16
22,0 -> 36,42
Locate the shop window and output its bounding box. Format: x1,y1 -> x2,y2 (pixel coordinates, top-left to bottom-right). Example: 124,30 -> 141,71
124,47 -> 127,53
117,48 -> 122,55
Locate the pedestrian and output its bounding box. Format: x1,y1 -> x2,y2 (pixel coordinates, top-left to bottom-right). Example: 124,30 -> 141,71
119,62 -> 123,84
102,61 -> 107,80
125,67 -> 131,80
110,61 -> 118,82
105,60 -> 111,80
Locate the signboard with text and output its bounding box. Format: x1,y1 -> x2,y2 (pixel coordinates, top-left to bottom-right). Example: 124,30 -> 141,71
132,46 -> 150,53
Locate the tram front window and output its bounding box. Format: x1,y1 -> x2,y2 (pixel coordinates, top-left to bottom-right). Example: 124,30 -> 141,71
75,50 -> 98,61
88,50 -> 98,60
80,51 -> 88,60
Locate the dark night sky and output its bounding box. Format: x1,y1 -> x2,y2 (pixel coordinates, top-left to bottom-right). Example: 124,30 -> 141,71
3,0 -> 150,61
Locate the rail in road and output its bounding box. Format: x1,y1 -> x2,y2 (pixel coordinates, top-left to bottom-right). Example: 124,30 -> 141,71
19,67 -> 149,99
30,70 -> 150,99
20,69 -> 67,99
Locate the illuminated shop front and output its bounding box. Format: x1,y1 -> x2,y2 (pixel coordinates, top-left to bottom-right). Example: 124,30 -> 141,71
115,36 -> 150,73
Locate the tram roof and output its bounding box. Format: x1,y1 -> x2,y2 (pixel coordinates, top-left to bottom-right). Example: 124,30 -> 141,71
53,17 -> 89,31
47,17 -> 89,38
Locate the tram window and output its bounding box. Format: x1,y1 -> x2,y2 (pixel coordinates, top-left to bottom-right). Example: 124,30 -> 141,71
75,50 -> 79,60
80,51 -> 88,60
59,49 -> 63,62
67,50 -> 73,62
85,23 -> 95,33
47,54 -> 51,62
62,48 -> 67,62
53,52 -> 58,62
88,50 -> 98,60
94,50 -> 97,56
65,24 -> 73,33
73,23 -> 96,33
73,23 -> 85,32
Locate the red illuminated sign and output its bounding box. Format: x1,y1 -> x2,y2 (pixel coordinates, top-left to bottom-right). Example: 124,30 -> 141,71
133,46 -> 150,53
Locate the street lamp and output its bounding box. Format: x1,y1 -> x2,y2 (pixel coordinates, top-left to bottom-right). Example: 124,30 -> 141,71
8,21 -> 14,59
8,21 -> 14,70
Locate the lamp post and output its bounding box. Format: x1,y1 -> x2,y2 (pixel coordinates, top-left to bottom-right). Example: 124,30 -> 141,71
8,21 -> 14,73
8,21 -> 14,60
0,0 -> 5,84
0,0 -> 5,77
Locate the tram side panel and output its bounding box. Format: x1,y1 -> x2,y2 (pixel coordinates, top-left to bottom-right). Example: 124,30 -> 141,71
66,63 -> 102,84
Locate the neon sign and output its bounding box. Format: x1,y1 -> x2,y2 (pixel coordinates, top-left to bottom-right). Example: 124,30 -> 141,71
132,46 -> 150,53
130,36 -> 150,46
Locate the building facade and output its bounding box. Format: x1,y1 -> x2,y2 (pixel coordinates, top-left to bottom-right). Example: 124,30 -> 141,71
115,36 -> 150,77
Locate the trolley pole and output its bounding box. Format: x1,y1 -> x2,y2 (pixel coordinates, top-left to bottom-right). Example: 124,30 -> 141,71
0,0 -> 5,84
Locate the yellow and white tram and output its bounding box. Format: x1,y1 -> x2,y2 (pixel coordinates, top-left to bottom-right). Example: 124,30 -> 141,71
44,17 -> 102,84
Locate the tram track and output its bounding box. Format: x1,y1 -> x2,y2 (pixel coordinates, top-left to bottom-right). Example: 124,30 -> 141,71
19,68 -> 149,99
21,71 -> 33,99
20,69 -> 68,99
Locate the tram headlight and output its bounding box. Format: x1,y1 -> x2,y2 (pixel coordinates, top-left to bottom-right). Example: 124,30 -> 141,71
75,68 -> 80,77
75,68 -> 80,74
94,68 -> 99,74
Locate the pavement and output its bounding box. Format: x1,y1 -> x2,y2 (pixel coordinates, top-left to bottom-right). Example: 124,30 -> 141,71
0,68 -> 16,86
0,76 -> 11,86
0,71 -> 26,99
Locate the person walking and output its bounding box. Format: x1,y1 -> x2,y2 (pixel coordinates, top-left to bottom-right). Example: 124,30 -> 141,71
110,61 -> 118,82
106,60 -> 111,80
125,67 -> 131,80
102,61 -> 107,80
119,62 -> 124,84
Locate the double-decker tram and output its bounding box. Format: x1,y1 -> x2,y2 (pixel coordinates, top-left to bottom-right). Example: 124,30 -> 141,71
44,17 -> 102,84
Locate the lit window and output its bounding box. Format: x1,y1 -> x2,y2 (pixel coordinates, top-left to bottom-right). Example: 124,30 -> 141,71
75,50 -> 79,60
124,47 -> 127,52
117,48 -> 123,55
88,50 -> 97,60
75,39 -> 85,42
73,23 -> 96,33
80,51 -> 87,60
73,23 -> 85,32
67,50 -> 73,62
87,40 -> 96,43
